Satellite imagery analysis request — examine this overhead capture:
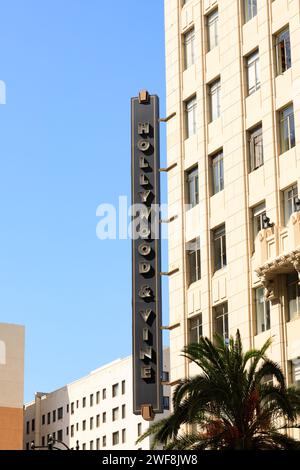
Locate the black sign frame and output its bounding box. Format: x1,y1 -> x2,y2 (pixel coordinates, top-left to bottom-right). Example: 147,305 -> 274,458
131,92 -> 163,416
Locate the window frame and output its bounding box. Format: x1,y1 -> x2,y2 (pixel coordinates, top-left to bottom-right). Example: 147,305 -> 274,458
112,431 -> 119,446
209,79 -> 221,122
275,27 -> 291,75
211,150 -> 224,195
189,313 -> 203,344
207,9 -> 218,51
112,407 -> 119,422
279,104 -> 295,154
185,96 -> 197,138
252,202 -> 266,245
186,237 -> 201,286
287,272 -> 300,321
57,407 -> 63,420
246,49 -> 260,95
255,286 -> 271,334
248,124 -> 263,172
186,166 -> 199,208
214,302 -> 229,343
184,28 -> 195,69
244,0 -> 257,23
213,225 -> 227,271
283,184 -> 298,225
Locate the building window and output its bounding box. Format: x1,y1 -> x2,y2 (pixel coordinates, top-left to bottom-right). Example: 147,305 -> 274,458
96,414 -> 100,427
252,203 -> 266,242
42,414 -> 45,425
275,27 -> 291,75
71,425 -> 74,437
244,0 -> 257,23
52,432 -> 56,440
189,314 -> 203,344
185,96 -> 197,138
255,287 -> 271,334
186,166 -> 199,208
42,436 -> 45,446
82,420 -> 86,431
284,184 -> 298,225
211,150 -> 224,194
66,426 -> 69,436
96,391 -> 100,404
246,49 -> 260,95
102,388 -> 106,400
90,394 -> 93,407
90,417 -> 94,430
290,359 -> 300,387
102,436 -> 106,448
279,104 -> 295,154
162,371 -> 169,382
122,429 -> 126,444
76,423 -> 79,431
52,410 -> 56,423
248,125 -> 263,171
58,407 -> 63,420
26,421 -> 29,434
66,404 -> 69,413
209,79 -> 221,122
71,402 -> 74,414
112,431 -> 119,446
96,438 -> 100,450
102,412 -> 106,423
207,9 -> 218,51
137,423 -> 142,437
213,225 -> 226,271
112,383 -> 119,397
112,407 -> 119,422
184,28 -> 195,69
90,441 -> 94,450
76,400 -> 79,408
122,404 -> 126,419
57,430 -> 63,441
82,443 -> 86,450
287,272 -> 300,321
121,380 -> 125,395
163,396 -> 170,410
214,302 -> 229,343
47,412 -> 50,424
186,237 -> 201,286
82,397 -> 86,408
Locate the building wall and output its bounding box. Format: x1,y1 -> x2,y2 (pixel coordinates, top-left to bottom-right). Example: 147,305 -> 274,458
164,0 -> 300,431
24,351 -> 170,450
0,323 -> 25,450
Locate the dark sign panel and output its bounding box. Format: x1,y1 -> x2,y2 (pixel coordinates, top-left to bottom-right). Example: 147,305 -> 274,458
131,91 -> 163,417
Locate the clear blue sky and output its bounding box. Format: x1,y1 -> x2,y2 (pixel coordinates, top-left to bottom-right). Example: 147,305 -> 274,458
0,0 -> 169,402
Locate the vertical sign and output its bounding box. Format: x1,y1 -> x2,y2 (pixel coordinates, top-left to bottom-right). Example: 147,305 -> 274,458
131,91 -> 163,417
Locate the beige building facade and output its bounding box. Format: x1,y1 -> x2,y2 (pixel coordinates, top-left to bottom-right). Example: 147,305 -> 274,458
164,0 -> 300,421
24,351 -> 170,450
0,322 -> 25,450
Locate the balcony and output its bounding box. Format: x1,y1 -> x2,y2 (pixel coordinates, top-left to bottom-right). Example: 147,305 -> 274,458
253,212 -> 300,301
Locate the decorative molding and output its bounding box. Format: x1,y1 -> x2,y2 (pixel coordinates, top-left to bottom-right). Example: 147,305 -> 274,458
255,247 -> 300,278
255,247 -> 300,300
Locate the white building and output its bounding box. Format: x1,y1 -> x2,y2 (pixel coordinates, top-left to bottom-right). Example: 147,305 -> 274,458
24,350 -> 170,450
164,0 -> 300,440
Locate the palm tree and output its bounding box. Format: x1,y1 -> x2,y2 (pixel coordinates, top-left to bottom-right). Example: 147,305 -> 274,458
137,331 -> 300,450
